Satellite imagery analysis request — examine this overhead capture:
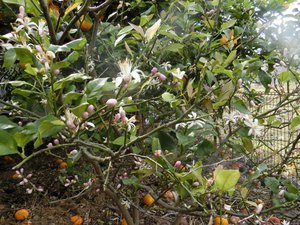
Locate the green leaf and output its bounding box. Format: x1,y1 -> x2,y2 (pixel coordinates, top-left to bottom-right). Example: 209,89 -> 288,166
1,81 -> 31,87
250,163 -> 268,180
242,137 -> 254,152
140,14 -> 154,26
221,19 -> 237,30
33,115 -> 65,148
151,137 -> 161,151
2,0 -> 24,5
14,132 -> 33,150
0,116 -> 18,130
162,92 -> 176,103
122,175 -> 139,188
195,139 -> 214,159
223,50 -> 237,68
291,116 -> 300,130
278,71 -> 294,82
112,136 -> 127,146
64,51 -> 80,64
164,43 -> 184,53
258,70 -> 271,91
176,132 -> 194,146
0,130 -> 18,156
85,78 -> 109,99
284,191 -> 299,202
145,19 -> 161,42
3,48 -> 34,69
283,180 -> 299,194
25,0 -> 41,17
214,81 -> 234,109
53,73 -> 91,91
214,168 -> 240,191
65,38 -> 87,50
264,177 -> 279,193
117,25 -> 133,36
232,97 -> 250,114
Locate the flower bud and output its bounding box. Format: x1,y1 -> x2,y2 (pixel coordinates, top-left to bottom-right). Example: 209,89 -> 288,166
66,120 -> 76,129
192,181 -> 200,187
87,105 -> 95,113
151,67 -> 158,75
53,69 -> 60,76
36,45 -> 43,53
106,98 -> 118,108
53,139 -> 60,145
69,149 -> 78,156
174,160 -> 182,168
154,150 -> 162,157
114,113 -> 121,122
47,142 -> 53,148
158,73 -> 167,81
237,78 -> 242,89
82,111 -> 89,119
18,6 -> 25,19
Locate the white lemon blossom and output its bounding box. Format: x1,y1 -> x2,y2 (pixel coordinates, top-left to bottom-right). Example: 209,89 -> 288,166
171,68 -> 186,79
224,111 -> 240,125
244,118 -> 263,137
175,111 -> 205,129
115,59 -> 144,87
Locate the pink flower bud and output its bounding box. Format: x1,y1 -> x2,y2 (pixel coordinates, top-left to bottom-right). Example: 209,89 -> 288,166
114,113 -> 121,122
154,150 -> 162,157
70,149 -> 78,156
82,111 -> 89,119
151,67 -> 158,75
158,73 -> 167,81
18,6 -> 25,19
47,142 -> 53,148
87,105 -> 95,114
106,98 -> 118,108
53,139 -> 60,145
66,120 -> 76,129
174,160 -> 182,168
207,177 -> 214,186
36,45 -> 43,53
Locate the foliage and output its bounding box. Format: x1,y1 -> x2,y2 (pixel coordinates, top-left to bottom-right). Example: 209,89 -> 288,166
1,0 -> 300,224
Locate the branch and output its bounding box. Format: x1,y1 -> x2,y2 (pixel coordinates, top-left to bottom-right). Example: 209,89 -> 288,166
74,139 -> 115,156
0,99 -> 40,119
83,152 -> 135,225
88,0 -> 114,12
12,143 -> 77,170
38,0 -> 57,44
58,0 -> 91,44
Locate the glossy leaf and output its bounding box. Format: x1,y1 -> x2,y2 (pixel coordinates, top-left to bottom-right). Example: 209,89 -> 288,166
214,167 -> 240,191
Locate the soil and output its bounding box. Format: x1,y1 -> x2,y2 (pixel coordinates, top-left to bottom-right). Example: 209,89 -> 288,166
0,154 -> 122,225
1,154 -> 299,225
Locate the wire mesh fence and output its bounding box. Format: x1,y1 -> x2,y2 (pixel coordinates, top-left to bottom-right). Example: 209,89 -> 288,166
252,91 -> 300,185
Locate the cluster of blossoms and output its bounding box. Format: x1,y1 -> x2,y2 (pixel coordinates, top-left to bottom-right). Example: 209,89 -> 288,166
13,168 -> 44,194
60,105 -> 96,134
2,6 -> 48,57
106,98 -> 136,132
223,109 -> 263,138
175,111 -> 205,130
